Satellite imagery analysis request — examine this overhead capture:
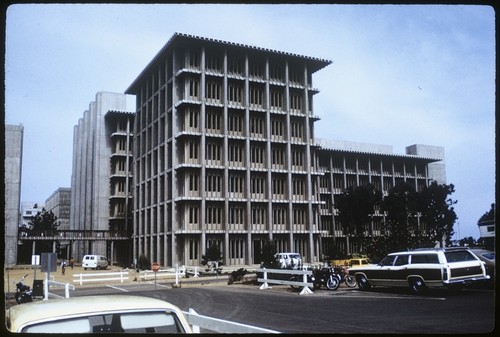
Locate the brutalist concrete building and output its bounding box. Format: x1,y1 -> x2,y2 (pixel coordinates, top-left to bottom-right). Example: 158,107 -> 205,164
123,33 -> 444,266
70,92 -> 134,265
4,124 -> 24,266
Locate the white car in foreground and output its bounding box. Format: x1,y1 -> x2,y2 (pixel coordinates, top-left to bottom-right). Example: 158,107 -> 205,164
6,295 -> 192,333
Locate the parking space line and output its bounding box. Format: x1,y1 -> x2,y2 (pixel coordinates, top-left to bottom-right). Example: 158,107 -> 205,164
106,285 -> 129,292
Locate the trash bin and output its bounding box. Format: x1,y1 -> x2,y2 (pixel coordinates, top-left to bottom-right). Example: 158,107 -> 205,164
33,280 -> 44,297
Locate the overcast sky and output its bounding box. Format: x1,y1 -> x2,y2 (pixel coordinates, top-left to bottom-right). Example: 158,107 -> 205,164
5,4 -> 495,239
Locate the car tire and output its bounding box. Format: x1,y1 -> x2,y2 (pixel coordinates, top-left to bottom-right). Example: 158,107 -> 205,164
409,278 -> 426,295
345,275 -> 357,288
356,274 -> 371,291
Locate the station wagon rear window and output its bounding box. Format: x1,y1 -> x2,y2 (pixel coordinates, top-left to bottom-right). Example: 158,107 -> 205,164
411,254 -> 439,264
445,250 -> 477,262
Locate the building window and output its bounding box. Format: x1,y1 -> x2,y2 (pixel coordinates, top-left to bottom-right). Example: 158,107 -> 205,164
228,143 -> 244,165
271,118 -> 284,140
206,141 -> 222,162
186,108 -> 199,130
188,141 -> 199,160
205,172 -> 222,194
206,110 -> 221,133
188,205 -> 199,224
271,147 -> 285,170
250,145 -> 265,167
291,149 -> 304,169
229,173 -> 245,196
270,64 -> 283,82
272,176 -> 286,197
228,84 -> 243,106
290,93 -> 303,112
187,50 -> 199,68
228,113 -> 243,135
206,205 -> 222,228
206,54 -> 222,72
270,90 -> 283,110
250,175 -> 266,197
291,121 -> 304,141
249,61 -> 264,78
228,58 -> 244,75
206,81 -> 222,103
251,206 -> 266,230
229,205 -> 245,228
249,86 -> 263,108
272,206 -> 287,230
250,116 -> 264,137
188,173 -> 199,192
188,79 -> 199,99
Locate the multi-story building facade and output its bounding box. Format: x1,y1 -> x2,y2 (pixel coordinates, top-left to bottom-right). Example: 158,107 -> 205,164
45,187 -> 71,230
125,33 -> 333,266
315,140 -> 445,255
5,124 -> 24,266
70,92 -> 134,265
123,33 -> 445,266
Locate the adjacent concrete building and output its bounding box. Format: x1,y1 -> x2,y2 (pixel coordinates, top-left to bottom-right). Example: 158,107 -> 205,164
4,124 -> 24,266
69,92 -> 134,264
45,188 -> 71,230
316,140 -> 445,255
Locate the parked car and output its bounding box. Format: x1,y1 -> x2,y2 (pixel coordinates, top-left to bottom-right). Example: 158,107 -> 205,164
82,255 -> 108,270
6,295 -> 192,333
275,252 -> 302,269
470,249 -> 495,278
331,258 -> 372,268
348,247 -> 490,294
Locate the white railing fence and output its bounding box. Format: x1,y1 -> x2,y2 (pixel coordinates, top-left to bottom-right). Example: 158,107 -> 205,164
73,270 -> 129,286
44,278 -> 75,300
256,267 -> 314,295
184,308 -> 280,334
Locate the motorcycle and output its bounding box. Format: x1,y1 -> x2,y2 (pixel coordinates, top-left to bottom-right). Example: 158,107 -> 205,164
312,267 -> 340,290
333,265 -> 357,288
15,274 -> 33,304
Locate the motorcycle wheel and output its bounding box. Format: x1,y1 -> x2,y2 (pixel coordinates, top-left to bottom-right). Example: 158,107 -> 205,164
15,293 -> 22,304
326,276 -> 340,290
345,275 -> 357,288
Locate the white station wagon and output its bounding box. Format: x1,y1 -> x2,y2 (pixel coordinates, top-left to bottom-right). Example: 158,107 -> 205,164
6,295 -> 192,333
349,247 -> 490,294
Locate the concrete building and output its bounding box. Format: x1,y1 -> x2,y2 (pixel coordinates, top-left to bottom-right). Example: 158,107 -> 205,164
45,188 -> 71,230
69,92 -> 134,265
4,124 -> 24,266
316,140 -> 445,255
20,202 -> 45,228
123,33 -> 445,266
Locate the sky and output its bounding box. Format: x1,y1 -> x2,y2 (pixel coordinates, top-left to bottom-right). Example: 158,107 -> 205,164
4,4 -> 495,240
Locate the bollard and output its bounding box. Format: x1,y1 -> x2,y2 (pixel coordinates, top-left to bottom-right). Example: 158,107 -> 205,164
65,283 -> 70,298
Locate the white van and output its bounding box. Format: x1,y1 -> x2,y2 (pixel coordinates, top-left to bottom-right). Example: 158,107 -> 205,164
275,252 -> 302,269
82,255 -> 108,270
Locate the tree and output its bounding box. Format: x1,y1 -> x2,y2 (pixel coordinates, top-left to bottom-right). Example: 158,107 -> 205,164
258,239 -> 278,268
335,184 -> 382,251
380,182 -> 420,251
418,182 -> 457,247
201,244 -> 224,273
27,208 -> 60,254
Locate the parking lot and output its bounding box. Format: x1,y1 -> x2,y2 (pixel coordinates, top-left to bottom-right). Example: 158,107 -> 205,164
5,265 -> 495,334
